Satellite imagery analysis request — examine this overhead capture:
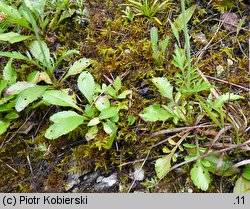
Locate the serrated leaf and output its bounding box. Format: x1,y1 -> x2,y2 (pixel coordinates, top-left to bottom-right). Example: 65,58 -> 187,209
0,32 -> 31,44
45,111 -> 85,140
152,77 -> 173,100
95,96 -> 110,111
0,120 -> 10,135
139,104 -> 172,122
62,58 -> 91,81
87,117 -> 100,126
77,71 -> 95,104
15,85 -> 47,112
4,82 -> 35,96
212,93 -> 244,110
117,90 -> 131,99
42,90 -> 81,111
29,40 -> 51,68
98,107 -> 119,120
155,154 -> 172,178
233,177 -> 250,193
190,160 -> 211,191
113,77 -> 122,92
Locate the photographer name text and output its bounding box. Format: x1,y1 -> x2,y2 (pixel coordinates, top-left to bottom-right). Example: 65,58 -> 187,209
2,195 -> 88,206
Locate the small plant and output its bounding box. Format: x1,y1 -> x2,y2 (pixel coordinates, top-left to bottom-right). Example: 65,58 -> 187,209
123,0 -> 170,24
150,26 -> 170,66
139,0 -> 245,191
44,74 -> 132,149
121,6 -> 136,22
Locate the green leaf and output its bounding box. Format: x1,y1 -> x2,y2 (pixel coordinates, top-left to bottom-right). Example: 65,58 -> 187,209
87,117 -> 100,126
155,154 -> 172,179
242,165 -> 250,181
62,58 -> 91,81
0,95 -> 14,105
54,50 -> 79,68
42,90 -> 82,111
173,5 -> 196,31
102,120 -> 116,134
4,82 -> 35,96
27,71 -> 52,84
106,86 -> 117,98
183,143 -> 196,149
202,154 -> 239,176
98,107 -> 119,120
150,27 -> 158,46
5,112 -> 19,120
23,0 -> 46,15
212,93 -> 244,110
0,51 -> 30,61
117,90 -> 131,99
128,116 -> 136,126
77,71 -> 95,104
233,177 -> 250,193
0,80 -> 8,96
169,20 -> 180,45
139,104 -> 173,122
15,85 -> 47,112
85,104 -> 95,118
0,1 -> 30,29
3,59 -> 17,85
152,77 -> 173,100
95,96 -> 110,111
113,77 -> 122,92
29,40 -> 51,68
0,32 -> 31,44
159,36 -> 170,55
106,122 -> 117,149
45,111 -> 85,140
190,160 -> 211,191
0,120 -> 10,135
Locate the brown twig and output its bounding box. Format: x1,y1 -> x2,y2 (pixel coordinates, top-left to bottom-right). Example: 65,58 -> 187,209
205,75 -> 250,92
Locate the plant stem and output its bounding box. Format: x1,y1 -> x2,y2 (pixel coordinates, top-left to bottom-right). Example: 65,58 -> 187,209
181,0 -> 191,89
22,0 -> 53,77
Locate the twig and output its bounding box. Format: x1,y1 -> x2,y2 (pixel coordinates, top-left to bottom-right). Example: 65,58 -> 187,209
0,159 -> 18,173
26,155 -> 34,177
205,75 -> 250,91
128,148 -> 152,193
204,125 -> 232,154
150,124 -> 217,137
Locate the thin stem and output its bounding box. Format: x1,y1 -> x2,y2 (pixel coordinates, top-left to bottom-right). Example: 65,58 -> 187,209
181,0 -> 191,89
22,0 -> 53,77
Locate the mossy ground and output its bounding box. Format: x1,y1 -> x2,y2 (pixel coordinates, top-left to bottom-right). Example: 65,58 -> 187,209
0,0 -> 249,192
